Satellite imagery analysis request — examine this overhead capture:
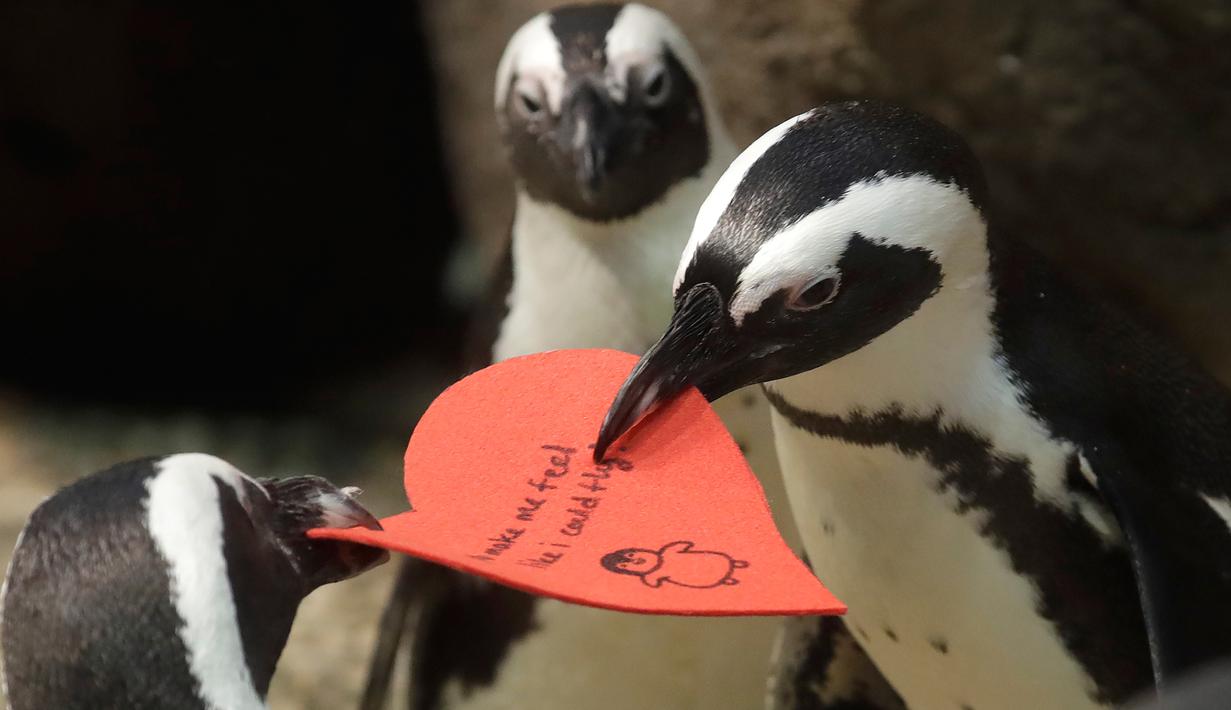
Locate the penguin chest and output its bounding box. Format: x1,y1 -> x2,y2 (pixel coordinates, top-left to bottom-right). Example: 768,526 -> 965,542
495,195 -> 692,361
772,421 -> 1106,710
495,254 -> 648,359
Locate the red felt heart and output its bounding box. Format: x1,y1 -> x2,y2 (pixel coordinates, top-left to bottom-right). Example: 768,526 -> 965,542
310,349 -> 843,616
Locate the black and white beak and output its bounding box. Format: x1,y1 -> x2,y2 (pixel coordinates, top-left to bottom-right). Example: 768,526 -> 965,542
559,79 -> 618,199
594,283 -> 773,461
262,476 -> 389,589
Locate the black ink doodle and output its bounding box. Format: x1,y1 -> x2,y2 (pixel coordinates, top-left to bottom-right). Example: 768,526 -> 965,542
600,541 -> 748,589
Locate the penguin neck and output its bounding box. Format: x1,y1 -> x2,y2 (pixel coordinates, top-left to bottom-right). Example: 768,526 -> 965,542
225,556 -> 302,698
776,276 -> 1002,416
145,458 -> 298,708
499,135 -> 736,358
767,235 -> 1082,503
215,483 -> 308,699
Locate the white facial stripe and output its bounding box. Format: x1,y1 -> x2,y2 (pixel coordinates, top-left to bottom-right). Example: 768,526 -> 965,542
605,4 -> 699,101
495,12 -> 564,114
730,176 -> 982,325
674,111 -> 813,292
146,454 -> 266,710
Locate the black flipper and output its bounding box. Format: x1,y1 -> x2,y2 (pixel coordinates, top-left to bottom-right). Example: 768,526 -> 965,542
768,614 -> 905,710
360,559 -> 539,710
1083,447 -> 1231,690
988,234 -> 1231,695
356,558 -> 428,708
360,552 -> 539,710
407,576 -> 538,710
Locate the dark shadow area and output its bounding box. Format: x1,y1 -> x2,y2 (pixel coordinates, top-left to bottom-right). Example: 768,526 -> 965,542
0,1 -> 462,411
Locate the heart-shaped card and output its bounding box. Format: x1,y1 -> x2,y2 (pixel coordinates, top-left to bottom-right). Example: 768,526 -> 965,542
310,349 -> 843,616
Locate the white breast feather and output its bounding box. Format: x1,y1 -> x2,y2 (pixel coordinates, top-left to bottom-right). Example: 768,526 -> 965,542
761,222 -> 1122,706
496,138 -> 734,361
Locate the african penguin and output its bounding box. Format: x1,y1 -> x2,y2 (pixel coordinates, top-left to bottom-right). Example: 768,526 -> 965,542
1,453 -> 387,710
596,101 -> 1231,709
365,5 -> 796,710
490,1 -> 733,358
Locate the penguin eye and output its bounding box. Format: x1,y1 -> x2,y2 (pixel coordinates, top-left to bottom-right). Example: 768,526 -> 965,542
519,92 -> 543,118
787,276 -> 840,312
513,80 -> 547,120
641,65 -> 670,107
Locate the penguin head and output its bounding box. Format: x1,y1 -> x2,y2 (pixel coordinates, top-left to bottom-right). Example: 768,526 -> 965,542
257,474 -> 390,590
181,461 -> 390,696
496,3 -> 719,221
595,101 -> 991,458
1,454 -> 387,708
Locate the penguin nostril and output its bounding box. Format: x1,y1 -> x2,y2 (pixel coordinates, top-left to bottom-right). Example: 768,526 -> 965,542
577,145 -> 607,196
641,66 -> 670,107
519,93 -> 542,117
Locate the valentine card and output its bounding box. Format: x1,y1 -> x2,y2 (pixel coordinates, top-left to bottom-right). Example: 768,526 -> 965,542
309,349 -> 843,616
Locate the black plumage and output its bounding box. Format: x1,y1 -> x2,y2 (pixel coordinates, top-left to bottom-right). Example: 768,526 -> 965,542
1,455 -> 384,709
599,100 -> 1231,707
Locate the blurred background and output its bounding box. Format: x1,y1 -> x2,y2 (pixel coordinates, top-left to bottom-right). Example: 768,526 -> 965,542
1,1 -> 1228,707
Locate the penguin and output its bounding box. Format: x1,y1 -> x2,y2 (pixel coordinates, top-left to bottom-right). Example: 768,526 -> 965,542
1,453 -> 388,710
488,1 -> 734,359
363,5 -> 797,710
595,100 -> 1231,708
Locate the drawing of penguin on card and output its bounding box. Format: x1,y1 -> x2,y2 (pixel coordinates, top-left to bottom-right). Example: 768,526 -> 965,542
601,540 -> 748,589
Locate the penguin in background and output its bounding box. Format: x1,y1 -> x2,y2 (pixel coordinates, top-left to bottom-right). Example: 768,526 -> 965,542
596,101 -> 1231,708
1,453 -> 388,710
363,4 -> 798,710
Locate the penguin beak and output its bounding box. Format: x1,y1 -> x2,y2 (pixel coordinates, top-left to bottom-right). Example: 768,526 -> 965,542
263,476 -> 390,589
594,283 -> 742,461
560,80 -> 617,199
310,486 -> 391,585
315,485 -> 385,532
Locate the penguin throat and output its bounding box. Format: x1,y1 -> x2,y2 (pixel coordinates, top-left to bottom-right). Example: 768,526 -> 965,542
774,275 -> 1003,419
765,272 -> 1105,509
498,149 -> 731,359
